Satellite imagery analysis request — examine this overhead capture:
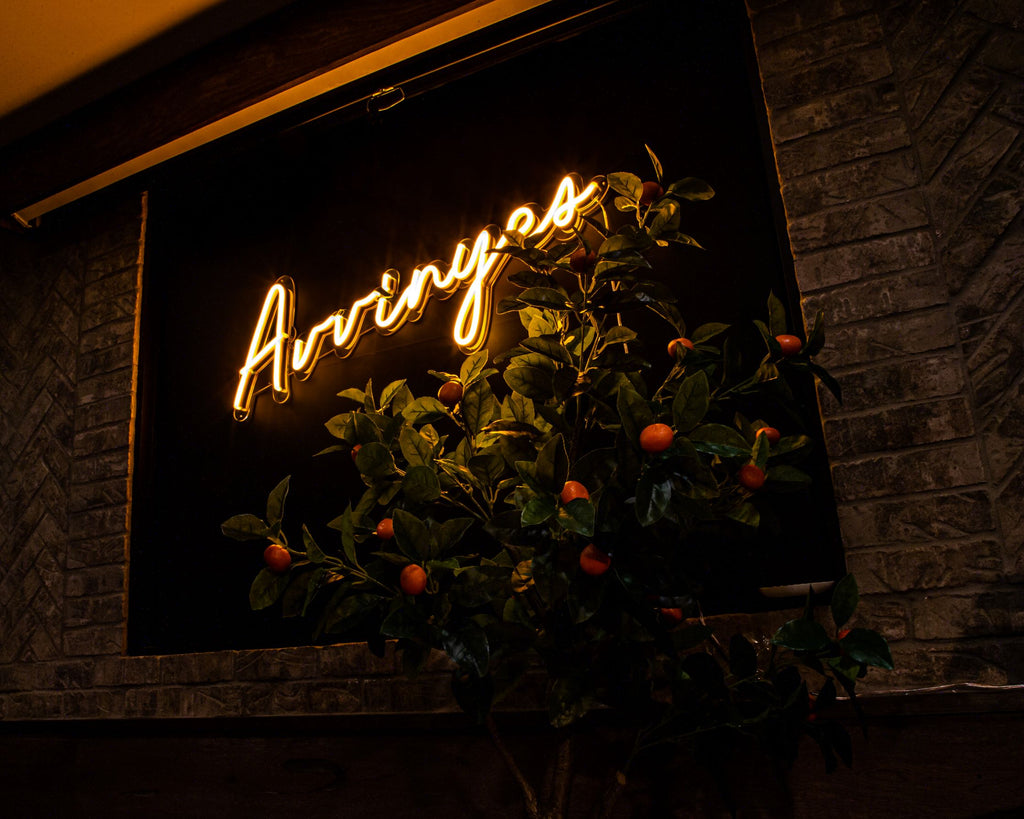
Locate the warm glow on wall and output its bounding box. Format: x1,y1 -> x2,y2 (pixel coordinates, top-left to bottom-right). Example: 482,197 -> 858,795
233,174 -> 606,421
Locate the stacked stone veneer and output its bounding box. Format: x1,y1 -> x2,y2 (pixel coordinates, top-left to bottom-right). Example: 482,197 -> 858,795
1,0 -> 1022,721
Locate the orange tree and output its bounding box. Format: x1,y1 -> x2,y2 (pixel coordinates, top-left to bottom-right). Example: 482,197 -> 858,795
223,151 -> 891,817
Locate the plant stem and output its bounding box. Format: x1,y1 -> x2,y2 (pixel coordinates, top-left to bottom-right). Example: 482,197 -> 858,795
486,714 -> 540,819
546,733 -> 573,819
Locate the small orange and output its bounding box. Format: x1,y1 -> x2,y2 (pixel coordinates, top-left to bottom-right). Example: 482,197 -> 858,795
400,564 -> 427,595
376,518 -> 395,539
838,628 -> 851,641
667,337 -> 695,358
756,426 -> 781,445
639,423 -> 674,454
437,381 -> 464,407
560,480 -> 590,504
350,443 -> 361,462
570,248 -> 598,272
263,544 -> 291,573
639,181 -> 664,206
738,464 -> 766,490
775,334 -> 802,357
579,543 -> 611,576
660,607 -> 684,624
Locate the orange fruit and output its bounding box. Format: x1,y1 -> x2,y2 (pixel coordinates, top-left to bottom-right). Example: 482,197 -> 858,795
775,334 -> 802,357
579,543 -> 611,576
437,381 -> 464,407
838,628 -> 851,641
350,443 -> 362,462
570,248 -> 597,272
376,518 -> 395,539
639,181 -> 664,206
667,337 -> 694,358
639,423 -> 673,454
263,544 -> 291,573
659,607 -> 683,624
400,564 -> 427,595
756,426 -> 781,444
738,464 -> 766,490
560,480 -> 590,504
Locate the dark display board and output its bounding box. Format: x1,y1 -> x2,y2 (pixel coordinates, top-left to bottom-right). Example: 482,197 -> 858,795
129,0 -> 843,653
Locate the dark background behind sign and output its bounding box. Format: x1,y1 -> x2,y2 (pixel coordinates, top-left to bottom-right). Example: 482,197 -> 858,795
129,0 -> 843,653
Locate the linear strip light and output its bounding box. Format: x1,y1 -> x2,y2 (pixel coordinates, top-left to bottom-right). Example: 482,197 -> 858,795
13,0 -> 560,224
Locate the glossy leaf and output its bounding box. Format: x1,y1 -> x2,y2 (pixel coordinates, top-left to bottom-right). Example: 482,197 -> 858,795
672,371 -> 710,433
772,618 -> 831,652
249,568 -> 289,610
221,514 -> 269,541
403,466 -> 442,503
830,574 -> 859,628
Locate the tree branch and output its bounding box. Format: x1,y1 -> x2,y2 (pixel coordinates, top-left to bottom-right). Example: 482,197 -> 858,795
486,714 -> 539,819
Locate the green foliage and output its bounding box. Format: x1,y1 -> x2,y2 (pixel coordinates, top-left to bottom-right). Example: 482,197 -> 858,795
223,153 -> 891,783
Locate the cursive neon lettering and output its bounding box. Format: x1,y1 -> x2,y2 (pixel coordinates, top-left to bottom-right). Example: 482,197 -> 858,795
233,174 -> 605,421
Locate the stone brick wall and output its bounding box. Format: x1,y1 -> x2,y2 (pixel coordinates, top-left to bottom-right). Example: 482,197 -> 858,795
1,0 -> 1022,721
747,0 -> 1024,685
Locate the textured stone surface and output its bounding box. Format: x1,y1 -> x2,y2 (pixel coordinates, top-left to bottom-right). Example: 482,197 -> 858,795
836,489 -> 996,549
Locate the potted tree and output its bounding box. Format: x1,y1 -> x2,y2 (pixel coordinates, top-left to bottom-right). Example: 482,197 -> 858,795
224,149 -> 891,817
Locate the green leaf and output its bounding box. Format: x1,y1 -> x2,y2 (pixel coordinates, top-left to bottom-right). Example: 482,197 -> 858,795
518,287 -> 571,309
772,618 -> 831,652
520,335 -> 572,365
355,441 -> 397,478
221,514 -> 270,541
535,434 -> 569,494
399,427 -> 434,469
393,509 -> 433,560
442,623 -> 490,676
435,518 -> 475,554
635,473 -> 672,526
337,387 -> 366,404
767,291 -> 788,337
403,466 -> 442,503
380,604 -> 432,641
460,350 -> 490,387
598,234 -> 640,258
327,506 -> 359,567
649,200 -> 680,238
672,371 -> 710,433
842,628 -> 894,670
558,498 -> 595,536
249,568 -> 290,610
607,171 -> 643,201
603,325 -> 637,346
806,309 -> 826,356
831,574 -> 858,629
302,525 -> 327,564
462,378 -> 499,436
726,502 -> 760,528
691,322 -> 729,344
522,495 -> 557,525
379,379 -> 407,410
352,412 -> 383,443
469,450 -> 505,486
690,424 -> 750,458
265,476 -> 290,529
667,177 -> 715,201
616,384 -> 654,446
645,144 -> 663,182
324,412 -> 354,441
752,431 -> 770,470
807,361 -> 843,404
450,566 -> 509,608
402,396 -> 450,425
504,366 -> 554,401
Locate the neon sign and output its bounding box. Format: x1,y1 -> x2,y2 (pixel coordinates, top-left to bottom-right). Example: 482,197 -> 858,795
232,174 -> 606,421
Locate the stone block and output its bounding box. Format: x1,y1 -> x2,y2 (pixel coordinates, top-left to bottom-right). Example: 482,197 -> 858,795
783,151 -> 919,217
178,685 -> 245,718
234,646 -> 318,681
996,471 -> 1024,572
388,674 -> 457,713
92,655 -> 160,687
75,395 -> 132,431
775,115 -> 910,178
242,681 -> 311,715
68,505 -> 127,541
63,625 -> 123,656
69,479 -> 129,515
160,651 -> 234,684
64,594 -> 124,629
914,589 -> 1024,640
80,290 -> 137,334
823,396 -> 974,458
768,82 -> 900,143
836,489 -> 995,548
885,640 -> 1014,687
82,239 -> 140,281
123,687 -> 162,718
851,595 -> 910,642
66,534 -> 126,569
79,317 -> 134,355
4,691 -> 63,719
945,177 -> 1024,296
787,190 -> 929,253
815,307 -> 957,369
802,267 -> 947,327
963,0 -> 1024,28
846,539 -> 1003,593
64,565 -> 124,597
82,265 -> 138,307
750,0 -> 882,45
951,210 -> 1024,326
979,28 -> 1024,76
78,342 -> 134,380
307,681 -> 365,714
965,286 -> 1024,412
819,353 -> 964,416
62,688 -> 124,718
76,368 -> 132,406
756,14 -> 884,78
318,641 -> 400,677
72,422 -> 131,458
68,450 -> 130,484
830,440 -> 986,501
983,381 -> 1024,483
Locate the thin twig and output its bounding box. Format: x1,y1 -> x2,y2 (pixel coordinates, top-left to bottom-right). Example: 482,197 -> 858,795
486,714 -> 540,819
